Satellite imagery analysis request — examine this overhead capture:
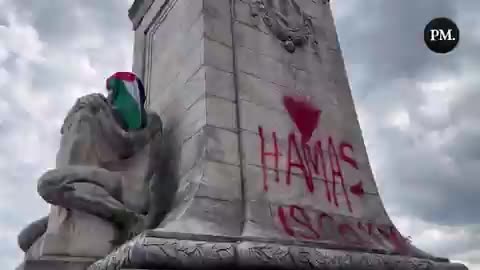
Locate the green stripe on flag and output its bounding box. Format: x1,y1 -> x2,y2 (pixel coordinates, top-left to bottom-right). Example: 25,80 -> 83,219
110,78 -> 143,130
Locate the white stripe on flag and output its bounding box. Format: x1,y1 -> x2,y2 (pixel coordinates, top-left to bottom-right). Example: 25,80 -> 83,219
125,81 -> 142,109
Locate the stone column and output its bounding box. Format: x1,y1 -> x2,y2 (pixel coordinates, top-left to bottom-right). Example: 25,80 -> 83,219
89,1 -> 468,269
130,0 -> 243,237
129,0 -> 393,246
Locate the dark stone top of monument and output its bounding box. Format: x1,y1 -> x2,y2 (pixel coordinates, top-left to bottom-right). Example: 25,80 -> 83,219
128,0 -> 155,30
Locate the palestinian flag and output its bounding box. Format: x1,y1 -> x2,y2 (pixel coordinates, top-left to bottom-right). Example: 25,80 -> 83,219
106,72 -> 146,130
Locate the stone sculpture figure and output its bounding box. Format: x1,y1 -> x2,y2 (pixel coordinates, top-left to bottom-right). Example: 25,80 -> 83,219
17,72 -> 172,256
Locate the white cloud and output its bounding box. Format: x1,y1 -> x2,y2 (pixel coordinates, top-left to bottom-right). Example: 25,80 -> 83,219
333,1 -> 480,268
0,11 -> 44,62
0,0 -> 133,267
388,109 -> 411,130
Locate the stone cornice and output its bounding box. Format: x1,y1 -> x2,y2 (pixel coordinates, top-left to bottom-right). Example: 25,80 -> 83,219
128,0 -> 155,30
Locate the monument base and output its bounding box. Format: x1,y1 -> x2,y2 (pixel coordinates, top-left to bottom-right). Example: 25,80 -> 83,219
40,207 -> 116,258
17,256 -> 96,270
88,231 -> 467,270
17,208 -> 116,270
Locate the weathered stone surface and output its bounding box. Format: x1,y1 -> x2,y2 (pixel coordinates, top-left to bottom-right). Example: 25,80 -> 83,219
40,206 -> 116,258
205,38 -> 234,73
204,13 -> 233,47
158,196 -> 243,236
236,45 -> 296,89
81,0 -> 470,269
88,233 -> 467,270
21,256 -> 96,270
128,0 -> 154,29
240,130 -> 378,192
242,164 -> 384,214
197,161 -> 242,201
204,125 -> 240,165
205,66 -> 235,101
206,96 -> 237,130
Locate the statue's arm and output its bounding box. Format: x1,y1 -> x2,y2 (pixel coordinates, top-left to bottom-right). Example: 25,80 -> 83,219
122,112 -> 163,153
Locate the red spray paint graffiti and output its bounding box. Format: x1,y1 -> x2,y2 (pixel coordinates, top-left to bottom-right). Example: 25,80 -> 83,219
286,132 -> 314,193
258,127 -> 280,192
283,96 -> 321,144
277,204 -> 410,254
258,96 -> 363,213
255,95 -> 412,254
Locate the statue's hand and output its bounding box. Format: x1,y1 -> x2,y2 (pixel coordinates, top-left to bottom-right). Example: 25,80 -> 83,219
145,113 -> 163,140
123,112 -> 163,153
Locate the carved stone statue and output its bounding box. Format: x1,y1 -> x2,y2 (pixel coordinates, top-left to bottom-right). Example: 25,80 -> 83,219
17,72 -> 172,257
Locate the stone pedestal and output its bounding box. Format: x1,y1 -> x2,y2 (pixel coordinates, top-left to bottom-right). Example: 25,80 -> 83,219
19,202 -> 116,269
32,183 -> 118,259
131,0 -> 243,238
18,256 -> 96,270
40,207 -> 116,258
86,0 -> 469,269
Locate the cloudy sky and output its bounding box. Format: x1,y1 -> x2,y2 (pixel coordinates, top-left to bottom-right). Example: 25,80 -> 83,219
0,0 -> 478,269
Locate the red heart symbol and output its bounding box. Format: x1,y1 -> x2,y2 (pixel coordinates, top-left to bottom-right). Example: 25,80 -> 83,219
283,96 -> 321,143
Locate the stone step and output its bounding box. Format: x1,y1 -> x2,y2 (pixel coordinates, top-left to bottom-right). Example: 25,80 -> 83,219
19,256 -> 97,270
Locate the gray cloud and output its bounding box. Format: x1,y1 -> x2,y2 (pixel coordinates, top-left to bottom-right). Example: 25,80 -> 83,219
336,0 -> 461,90
0,0 -> 133,267
333,0 -> 480,267
12,0 -> 131,46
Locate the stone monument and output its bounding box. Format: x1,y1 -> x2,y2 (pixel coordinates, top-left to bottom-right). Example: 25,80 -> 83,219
16,0 -> 469,269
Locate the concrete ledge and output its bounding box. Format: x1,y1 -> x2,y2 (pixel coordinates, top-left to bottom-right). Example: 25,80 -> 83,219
88,232 -> 468,270
19,256 -> 97,270
128,0 -> 155,29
